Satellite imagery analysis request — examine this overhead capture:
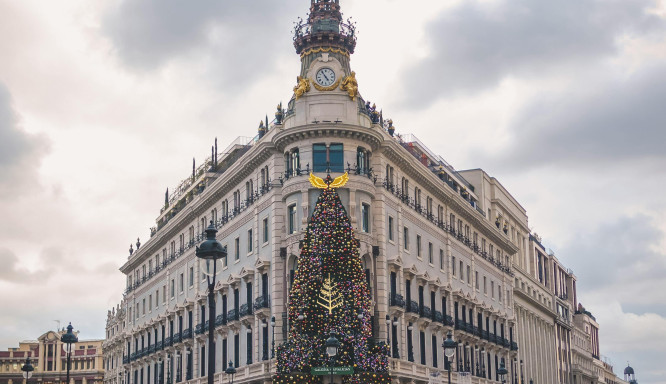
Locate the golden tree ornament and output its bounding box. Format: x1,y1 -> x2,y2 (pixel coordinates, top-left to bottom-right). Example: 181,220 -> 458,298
317,273 -> 343,314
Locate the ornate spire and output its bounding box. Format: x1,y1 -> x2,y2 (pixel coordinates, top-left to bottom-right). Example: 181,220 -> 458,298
294,0 -> 357,55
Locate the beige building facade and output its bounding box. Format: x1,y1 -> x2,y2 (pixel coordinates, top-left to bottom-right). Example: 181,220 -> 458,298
102,1 -> 631,384
0,329 -> 104,384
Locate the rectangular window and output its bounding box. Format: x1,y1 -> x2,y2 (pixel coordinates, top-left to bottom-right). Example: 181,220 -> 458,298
263,218 -> 269,244
179,273 -> 184,293
499,285 -> 502,302
313,144 -> 328,172
439,249 -> 444,270
235,238 -> 240,260
460,261 -> 464,280
247,229 -> 253,253
361,203 -> 370,233
189,267 -> 194,287
388,216 -> 394,242
466,265 -> 471,284
475,271 -> 479,290
148,295 -> 152,312
416,235 -> 422,257
403,227 -> 409,250
142,299 -> 145,315
491,281 -> 495,299
156,290 -> 159,307
452,256 -> 456,276
484,277 -> 487,294
329,143 -> 344,172
288,204 -> 297,234
428,242 -> 433,264
170,279 -> 175,298
163,286 -> 166,303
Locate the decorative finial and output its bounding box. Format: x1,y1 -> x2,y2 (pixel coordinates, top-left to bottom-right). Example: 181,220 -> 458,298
129,244 -> 134,255
275,102 -> 284,125
136,237 -> 141,250
258,120 -> 266,138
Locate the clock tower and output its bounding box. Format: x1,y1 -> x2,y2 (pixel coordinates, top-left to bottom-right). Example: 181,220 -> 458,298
284,0 -> 371,128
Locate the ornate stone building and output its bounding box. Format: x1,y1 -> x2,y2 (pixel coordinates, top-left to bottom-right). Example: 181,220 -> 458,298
102,1 -> 631,384
0,329 -> 104,384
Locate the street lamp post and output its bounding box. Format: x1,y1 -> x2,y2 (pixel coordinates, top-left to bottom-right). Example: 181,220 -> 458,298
61,323 -> 78,384
325,332 -> 340,384
21,357 -> 34,384
442,331 -> 456,384
498,359 -> 508,384
224,361 -> 236,384
196,221 -> 228,384
385,315 -> 391,356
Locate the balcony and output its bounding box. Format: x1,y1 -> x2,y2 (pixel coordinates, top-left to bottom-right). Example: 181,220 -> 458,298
215,314 -> 227,327
123,356 -> 129,365
418,306 -> 432,326
433,310 -> 443,323
156,341 -> 163,351
194,322 -> 209,335
253,296 -> 270,317
239,303 -> 253,318
407,300 -> 419,314
173,332 -> 182,344
182,328 -> 192,339
253,296 -> 270,311
511,341 -> 518,351
164,336 -> 173,347
390,294 -> 406,310
227,309 -> 240,323
148,345 -> 156,354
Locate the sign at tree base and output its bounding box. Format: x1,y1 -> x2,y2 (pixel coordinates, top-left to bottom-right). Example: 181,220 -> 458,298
311,367 -> 354,375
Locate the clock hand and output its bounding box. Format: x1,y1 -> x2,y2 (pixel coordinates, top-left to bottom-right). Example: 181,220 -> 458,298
323,73 -> 330,82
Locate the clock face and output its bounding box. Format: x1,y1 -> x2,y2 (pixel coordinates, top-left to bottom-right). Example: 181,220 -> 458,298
315,68 -> 336,87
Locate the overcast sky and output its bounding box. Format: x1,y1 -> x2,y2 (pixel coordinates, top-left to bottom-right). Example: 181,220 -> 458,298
1,0 -> 665,382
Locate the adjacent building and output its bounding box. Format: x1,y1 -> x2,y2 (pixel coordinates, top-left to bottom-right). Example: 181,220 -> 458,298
102,1 -> 633,384
0,329 -> 104,384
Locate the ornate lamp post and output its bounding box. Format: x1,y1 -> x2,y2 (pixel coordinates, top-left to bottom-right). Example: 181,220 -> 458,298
196,221 -> 227,384
498,359 -> 508,384
224,361 -> 236,384
442,331 -> 456,384
61,323 -> 78,384
21,357 -> 34,384
325,332 -> 340,384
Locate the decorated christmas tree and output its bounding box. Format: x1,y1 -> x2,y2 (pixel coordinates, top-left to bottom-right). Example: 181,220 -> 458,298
274,173 -> 390,384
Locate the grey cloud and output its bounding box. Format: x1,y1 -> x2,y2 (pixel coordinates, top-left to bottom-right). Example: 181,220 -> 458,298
399,0 -> 663,106
0,248 -> 50,283
103,0 -> 301,88
558,215 -> 666,307
0,83 -> 47,197
487,63 -> 666,168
